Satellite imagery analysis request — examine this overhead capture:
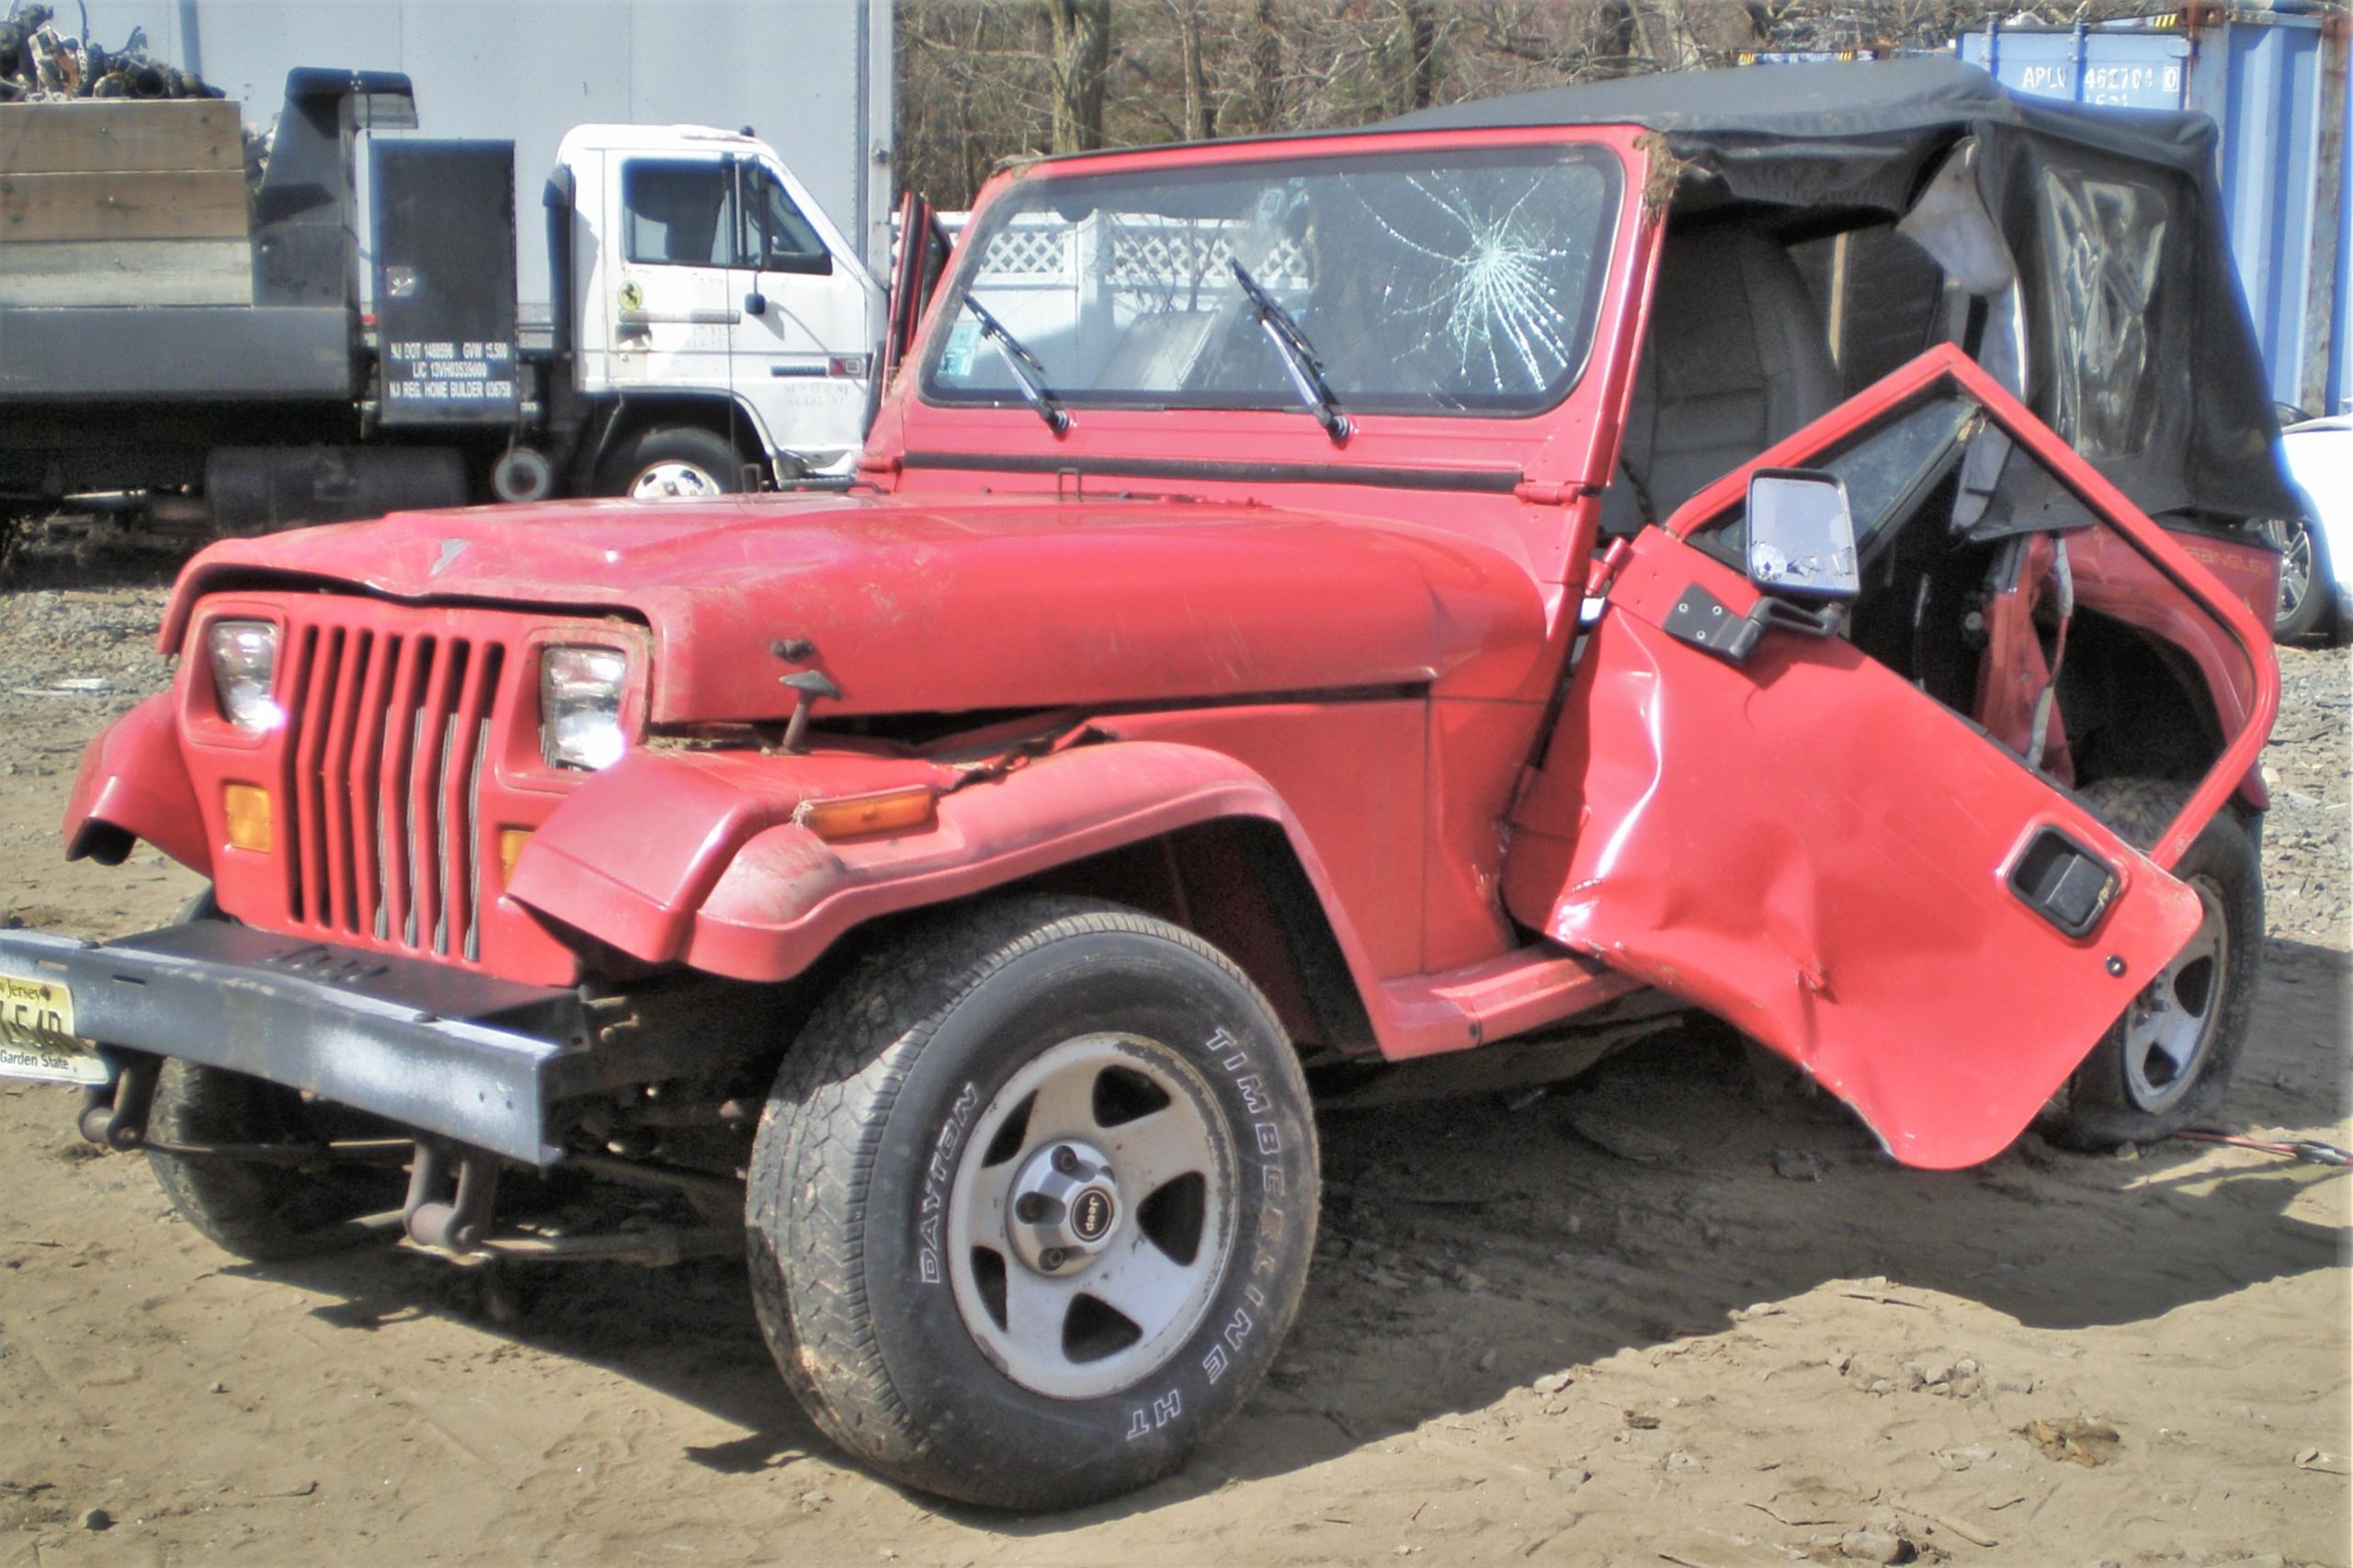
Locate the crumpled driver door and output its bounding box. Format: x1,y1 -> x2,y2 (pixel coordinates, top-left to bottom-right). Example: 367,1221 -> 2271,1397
1504,346 -> 2275,1169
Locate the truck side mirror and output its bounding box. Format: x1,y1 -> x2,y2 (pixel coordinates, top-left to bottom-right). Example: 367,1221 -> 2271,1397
744,290 -> 768,317
1745,469 -> 1859,599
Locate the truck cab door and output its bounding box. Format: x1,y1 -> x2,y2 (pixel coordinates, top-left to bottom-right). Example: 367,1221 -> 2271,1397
731,157 -> 882,473
607,153 -> 744,398
1503,346 -> 2275,1169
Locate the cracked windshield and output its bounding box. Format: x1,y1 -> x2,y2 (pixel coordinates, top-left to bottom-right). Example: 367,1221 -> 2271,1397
925,144 -> 1620,416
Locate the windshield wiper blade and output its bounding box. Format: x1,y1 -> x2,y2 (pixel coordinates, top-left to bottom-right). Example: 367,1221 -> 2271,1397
1229,257 -> 1350,444
963,297 -> 1069,435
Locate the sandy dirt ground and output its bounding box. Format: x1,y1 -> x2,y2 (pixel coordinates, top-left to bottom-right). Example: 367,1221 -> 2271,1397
0,576 -> 2345,1568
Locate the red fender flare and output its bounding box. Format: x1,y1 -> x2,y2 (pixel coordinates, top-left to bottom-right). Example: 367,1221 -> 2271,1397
63,693 -> 211,875
505,745 -> 957,961
505,741 -> 1392,1010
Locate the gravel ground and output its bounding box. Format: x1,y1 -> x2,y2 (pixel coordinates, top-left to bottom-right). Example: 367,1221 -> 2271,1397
2264,642 -> 2353,946
0,575 -> 180,916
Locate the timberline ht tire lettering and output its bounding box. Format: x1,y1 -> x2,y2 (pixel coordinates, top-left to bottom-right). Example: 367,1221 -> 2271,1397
745,896 -> 1318,1511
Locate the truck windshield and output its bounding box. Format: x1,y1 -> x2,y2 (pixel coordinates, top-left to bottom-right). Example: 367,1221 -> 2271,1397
922,143 -> 1621,419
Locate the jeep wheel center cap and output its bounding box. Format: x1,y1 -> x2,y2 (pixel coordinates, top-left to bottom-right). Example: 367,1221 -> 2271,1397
1006,1139 -> 1123,1272
1071,1185 -> 1116,1243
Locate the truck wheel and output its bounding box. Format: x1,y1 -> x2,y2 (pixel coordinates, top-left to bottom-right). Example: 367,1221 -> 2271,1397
601,426 -> 743,500
2043,778 -> 2261,1151
148,1060 -> 406,1262
746,896 -> 1318,1509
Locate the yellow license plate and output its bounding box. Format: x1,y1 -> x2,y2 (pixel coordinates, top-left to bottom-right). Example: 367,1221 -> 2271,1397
0,971 -> 107,1085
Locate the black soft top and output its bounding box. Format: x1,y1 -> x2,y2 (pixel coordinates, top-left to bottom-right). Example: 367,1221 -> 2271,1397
1391,59 -> 2296,525
1392,56 -> 2199,155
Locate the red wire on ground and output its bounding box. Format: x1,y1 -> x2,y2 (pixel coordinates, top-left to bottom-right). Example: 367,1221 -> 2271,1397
2175,1130 -> 2350,1166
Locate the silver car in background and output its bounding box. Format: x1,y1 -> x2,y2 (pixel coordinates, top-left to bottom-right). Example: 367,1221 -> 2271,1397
2271,411 -> 2353,642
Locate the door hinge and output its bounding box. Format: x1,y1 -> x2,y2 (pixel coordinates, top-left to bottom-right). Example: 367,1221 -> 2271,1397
1662,581 -> 1843,665
1513,479 -> 1591,506
1584,537 -> 1632,597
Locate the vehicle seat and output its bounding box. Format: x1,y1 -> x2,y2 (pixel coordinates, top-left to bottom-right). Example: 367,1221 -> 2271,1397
1600,226 -> 1842,537
1102,310 -> 1218,389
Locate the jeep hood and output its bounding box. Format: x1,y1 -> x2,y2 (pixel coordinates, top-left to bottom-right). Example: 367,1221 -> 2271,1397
165,492 -> 1549,722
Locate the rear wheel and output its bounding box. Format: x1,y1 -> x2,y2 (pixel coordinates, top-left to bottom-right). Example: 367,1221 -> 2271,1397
2044,778 -> 2261,1150
746,896 -> 1318,1509
2260,514 -> 2330,642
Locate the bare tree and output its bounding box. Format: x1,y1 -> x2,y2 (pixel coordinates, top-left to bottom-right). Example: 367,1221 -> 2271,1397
1044,0 -> 1115,151
894,0 -> 2016,208
1391,0 -> 1440,114
1170,0 -> 1219,140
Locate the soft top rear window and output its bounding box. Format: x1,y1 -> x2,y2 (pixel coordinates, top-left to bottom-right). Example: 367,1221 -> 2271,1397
923,143 -> 1621,419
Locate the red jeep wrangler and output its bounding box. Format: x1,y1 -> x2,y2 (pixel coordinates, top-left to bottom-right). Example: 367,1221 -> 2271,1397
0,60 -> 2287,1508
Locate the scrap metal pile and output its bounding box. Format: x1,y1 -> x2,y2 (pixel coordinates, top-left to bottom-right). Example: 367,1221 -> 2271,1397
0,3 -> 219,102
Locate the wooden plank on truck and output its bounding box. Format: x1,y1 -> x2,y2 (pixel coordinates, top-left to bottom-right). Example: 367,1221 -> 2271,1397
0,238 -> 251,305
0,99 -> 242,176
0,169 -> 248,244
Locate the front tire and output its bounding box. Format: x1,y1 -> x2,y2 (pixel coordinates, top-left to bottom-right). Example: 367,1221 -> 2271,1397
147,1061 -> 406,1262
2044,778 -> 2262,1150
746,897 -> 1318,1509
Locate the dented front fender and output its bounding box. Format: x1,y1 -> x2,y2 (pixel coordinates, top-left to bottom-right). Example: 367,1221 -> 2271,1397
503,746 -> 957,962
506,739 -> 1384,996
63,693 -> 210,874
684,740 -> 1363,983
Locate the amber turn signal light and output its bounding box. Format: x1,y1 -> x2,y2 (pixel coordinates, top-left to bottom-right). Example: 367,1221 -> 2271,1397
795,786 -> 938,842
498,828 -> 533,881
222,784 -> 274,853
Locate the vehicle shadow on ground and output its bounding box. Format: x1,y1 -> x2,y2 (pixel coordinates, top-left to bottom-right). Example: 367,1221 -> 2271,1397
237,935 -> 2351,1528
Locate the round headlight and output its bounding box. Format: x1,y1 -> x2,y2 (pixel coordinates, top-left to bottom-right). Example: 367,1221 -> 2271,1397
540,645 -> 630,770
206,619 -> 282,733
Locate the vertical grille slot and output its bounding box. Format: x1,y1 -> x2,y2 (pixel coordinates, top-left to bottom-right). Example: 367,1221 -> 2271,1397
421,643 -> 471,955
281,625 -> 324,924
375,634 -> 428,949
316,628 -> 370,933
441,644 -> 501,960
347,632 -> 400,938
405,639 -> 460,951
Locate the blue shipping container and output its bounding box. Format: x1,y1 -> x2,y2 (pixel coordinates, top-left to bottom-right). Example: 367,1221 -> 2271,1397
1960,7 -> 2351,415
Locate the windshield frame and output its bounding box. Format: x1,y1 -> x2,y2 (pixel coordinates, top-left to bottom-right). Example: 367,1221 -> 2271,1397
916,137 -> 1626,425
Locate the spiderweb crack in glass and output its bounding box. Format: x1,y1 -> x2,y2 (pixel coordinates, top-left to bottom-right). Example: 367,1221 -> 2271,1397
1356,176 -> 1580,394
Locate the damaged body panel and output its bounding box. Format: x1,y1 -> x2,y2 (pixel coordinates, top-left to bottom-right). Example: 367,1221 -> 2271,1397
1507,346 -> 2272,1167
1511,540 -> 2200,1168
0,61 -> 2289,1511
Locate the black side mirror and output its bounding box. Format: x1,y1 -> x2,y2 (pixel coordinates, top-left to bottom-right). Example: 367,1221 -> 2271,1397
744,290 -> 767,317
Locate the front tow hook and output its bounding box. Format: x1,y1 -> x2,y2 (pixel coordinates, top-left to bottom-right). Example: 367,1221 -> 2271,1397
77,1051 -> 159,1150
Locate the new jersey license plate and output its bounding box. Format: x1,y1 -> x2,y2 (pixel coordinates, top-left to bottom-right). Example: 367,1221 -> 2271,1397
0,971 -> 107,1085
